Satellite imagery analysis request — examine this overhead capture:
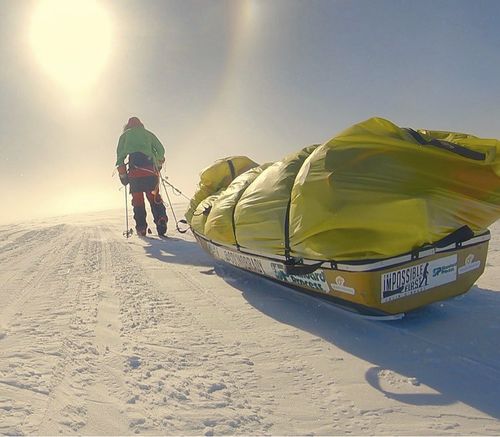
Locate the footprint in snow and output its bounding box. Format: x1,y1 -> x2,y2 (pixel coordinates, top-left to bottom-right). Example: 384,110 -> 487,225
128,356 -> 141,369
207,382 -> 227,393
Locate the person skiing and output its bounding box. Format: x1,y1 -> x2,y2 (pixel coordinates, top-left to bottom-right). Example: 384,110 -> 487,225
116,116 -> 168,236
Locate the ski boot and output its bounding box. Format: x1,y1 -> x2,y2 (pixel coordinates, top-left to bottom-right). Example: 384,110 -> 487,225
136,226 -> 148,237
156,217 -> 168,237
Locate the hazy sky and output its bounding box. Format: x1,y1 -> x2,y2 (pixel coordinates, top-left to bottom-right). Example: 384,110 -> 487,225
1,0 -> 500,224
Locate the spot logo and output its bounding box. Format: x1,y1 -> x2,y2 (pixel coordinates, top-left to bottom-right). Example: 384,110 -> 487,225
458,253 -> 481,275
330,276 -> 356,295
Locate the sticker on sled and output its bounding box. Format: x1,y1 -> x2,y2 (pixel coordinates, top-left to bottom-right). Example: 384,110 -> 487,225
381,254 -> 458,303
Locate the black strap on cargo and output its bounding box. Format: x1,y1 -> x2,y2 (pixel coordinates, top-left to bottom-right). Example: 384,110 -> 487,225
227,159 -> 236,181
230,175 -> 255,250
226,159 -> 239,247
404,128 -> 486,161
434,225 -> 474,248
283,260 -> 323,276
282,199 -> 323,276
231,211 -> 239,249
284,199 -> 292,259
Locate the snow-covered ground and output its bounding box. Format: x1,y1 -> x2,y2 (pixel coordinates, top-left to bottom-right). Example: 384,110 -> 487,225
1,201 -> 499,435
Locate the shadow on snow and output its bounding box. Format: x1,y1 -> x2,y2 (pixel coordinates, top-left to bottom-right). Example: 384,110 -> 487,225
141,236 -> 500,419
140,236 -> 214,268
214,262 -> 500,419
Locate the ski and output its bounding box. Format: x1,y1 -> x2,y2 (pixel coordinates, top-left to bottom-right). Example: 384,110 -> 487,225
356,312 -> 405,321
309,290 -> 406,321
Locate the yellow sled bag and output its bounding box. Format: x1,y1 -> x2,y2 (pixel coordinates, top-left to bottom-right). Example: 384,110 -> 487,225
186,118 -> 500,315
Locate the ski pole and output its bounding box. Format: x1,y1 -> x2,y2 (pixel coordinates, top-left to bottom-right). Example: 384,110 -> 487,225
123,187 -> 133,238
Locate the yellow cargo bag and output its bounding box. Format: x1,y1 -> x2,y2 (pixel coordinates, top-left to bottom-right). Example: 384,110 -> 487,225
188,118 -> 500,262
185,156 -> 258,222
289,117 -> 500,260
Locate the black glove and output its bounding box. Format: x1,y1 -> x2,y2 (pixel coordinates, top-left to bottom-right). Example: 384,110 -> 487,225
119,173 -> 129,186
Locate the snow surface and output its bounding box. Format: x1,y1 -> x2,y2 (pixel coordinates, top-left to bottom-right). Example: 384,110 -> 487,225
0,201 -> 499,435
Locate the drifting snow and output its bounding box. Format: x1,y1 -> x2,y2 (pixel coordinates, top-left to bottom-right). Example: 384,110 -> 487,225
0,202 -> 499,435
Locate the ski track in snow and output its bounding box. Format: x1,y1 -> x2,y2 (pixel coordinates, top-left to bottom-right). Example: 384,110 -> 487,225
0,205 -> 499,435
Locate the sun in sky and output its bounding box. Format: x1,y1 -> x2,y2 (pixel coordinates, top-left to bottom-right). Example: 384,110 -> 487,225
29,0 -> 113,101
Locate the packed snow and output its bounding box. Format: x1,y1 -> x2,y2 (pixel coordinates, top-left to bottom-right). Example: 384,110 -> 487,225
0,201 -> 499,435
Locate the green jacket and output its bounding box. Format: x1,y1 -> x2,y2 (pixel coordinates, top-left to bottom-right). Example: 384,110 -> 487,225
115,126 -> 165,166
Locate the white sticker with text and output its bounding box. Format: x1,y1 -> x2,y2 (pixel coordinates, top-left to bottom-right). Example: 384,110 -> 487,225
381,255 -> 457,303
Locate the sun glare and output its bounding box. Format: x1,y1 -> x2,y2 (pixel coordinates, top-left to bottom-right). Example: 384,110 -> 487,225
29,0 -> 112,100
